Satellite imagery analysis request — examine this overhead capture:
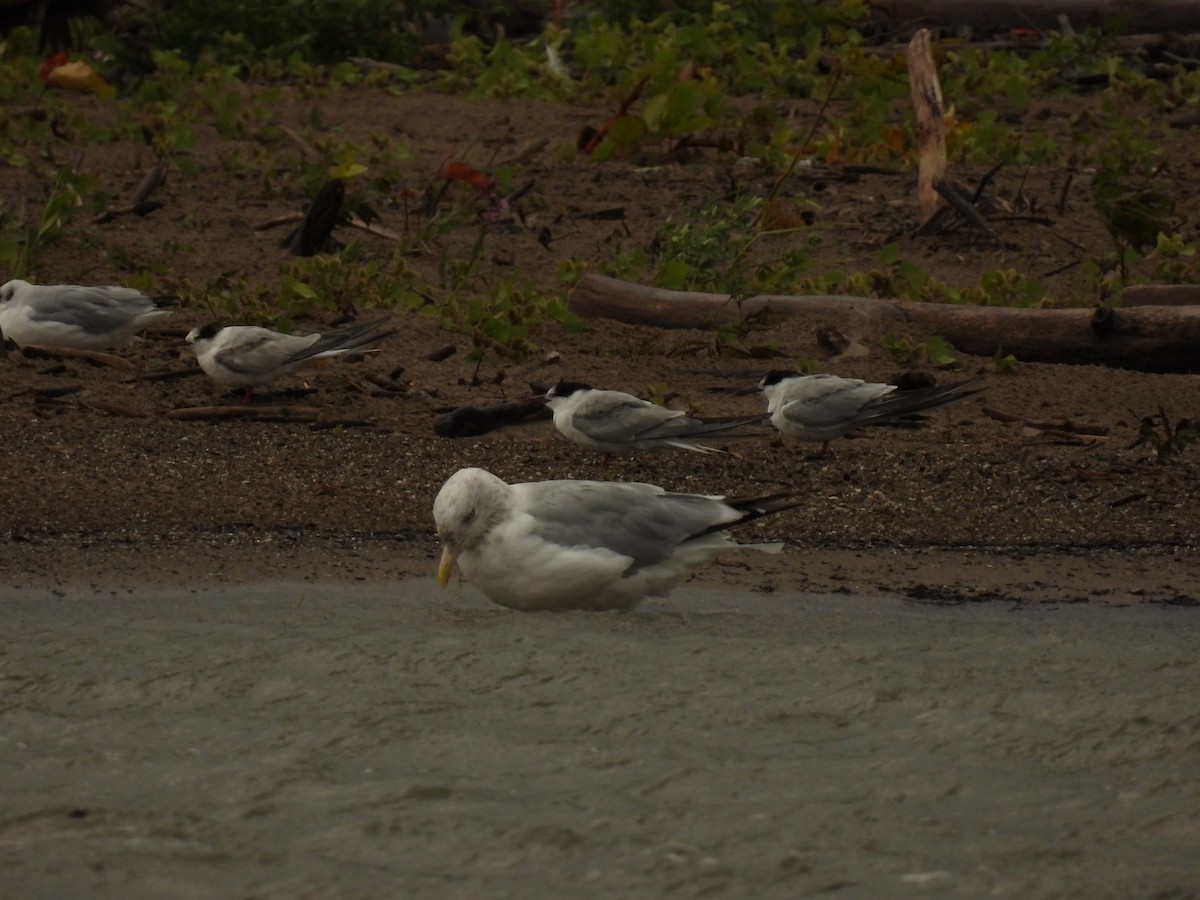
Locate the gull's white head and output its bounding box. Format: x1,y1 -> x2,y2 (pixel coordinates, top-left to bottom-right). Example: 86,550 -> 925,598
0,279 -> 28,305
433,467 -> 514,588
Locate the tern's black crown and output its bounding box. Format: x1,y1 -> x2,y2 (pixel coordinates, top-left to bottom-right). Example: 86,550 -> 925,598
758,370 -> 800,389
548,379 -> 593,399
191,322 -> 223,341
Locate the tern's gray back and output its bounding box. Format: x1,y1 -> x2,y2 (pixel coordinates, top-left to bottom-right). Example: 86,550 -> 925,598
572,392 -> 677,442
213,330 -> 318,376
514,480 -> 735,567
781,376 -> 892,427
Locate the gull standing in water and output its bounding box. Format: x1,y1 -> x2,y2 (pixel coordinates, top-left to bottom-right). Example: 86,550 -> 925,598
758,371 -> 981,455
433,466 -> 798,611
186,318 -> 390,401
545,380 -> 765,455
0,279 -> 176,350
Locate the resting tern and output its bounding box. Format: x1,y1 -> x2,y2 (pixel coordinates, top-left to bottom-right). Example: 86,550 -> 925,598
186,318 -> 390,401
758,371 -> 981,454
545,380 -> 765,455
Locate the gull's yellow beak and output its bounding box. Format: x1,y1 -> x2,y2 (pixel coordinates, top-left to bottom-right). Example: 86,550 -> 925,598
437,544 -> 458,588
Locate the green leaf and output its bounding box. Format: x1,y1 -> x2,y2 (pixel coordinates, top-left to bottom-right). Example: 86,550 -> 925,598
329,161 -> 368,180
925,335 -> 957,366
642,92 -> 670,133
656,259 -> 691,290
284,277 -> 318,300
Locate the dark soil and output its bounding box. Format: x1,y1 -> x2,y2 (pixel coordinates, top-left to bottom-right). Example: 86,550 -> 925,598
3,89 -> 1199,604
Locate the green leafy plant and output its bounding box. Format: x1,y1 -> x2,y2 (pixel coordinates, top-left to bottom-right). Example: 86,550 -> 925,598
990,347 -> 1019,374
1147,233 -> 1200,284
444,277 -> 585,368
605,194 -> 819,297
1130,406 -> 1196,459
0,167 -> 98,278
966,268 -> 1047,307
711,306 -> 784,358
186,246 -> 417,330
882,333 -> 957,368
1092,168 -> 1177,281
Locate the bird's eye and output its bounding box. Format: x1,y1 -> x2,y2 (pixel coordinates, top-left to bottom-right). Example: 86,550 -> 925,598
464,509 -> 476,524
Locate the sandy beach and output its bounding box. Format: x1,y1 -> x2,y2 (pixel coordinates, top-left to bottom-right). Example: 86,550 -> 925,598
2,51 -> 1200,900
2,576 -> 1198,898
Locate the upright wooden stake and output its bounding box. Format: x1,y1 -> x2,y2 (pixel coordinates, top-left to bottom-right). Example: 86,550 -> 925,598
907,29 -> 947,226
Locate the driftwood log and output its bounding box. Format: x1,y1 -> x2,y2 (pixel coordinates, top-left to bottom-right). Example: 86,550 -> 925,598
569,273 -> 1200,373
434,395 -> 551,438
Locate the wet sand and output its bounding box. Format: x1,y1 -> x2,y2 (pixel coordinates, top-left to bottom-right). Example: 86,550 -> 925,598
2,579 -> 1198,898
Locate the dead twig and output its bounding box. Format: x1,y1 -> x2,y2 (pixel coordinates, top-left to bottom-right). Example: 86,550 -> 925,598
930,177 -> 1003,244
346,210 -> 404,242
982,405 -> 1109,435
30,384 -> 85,399
93,162 -> 167,225
1110,492 -> 1148,508
131,366 -> 204,383
363,372 -> 408,394
278,124 -> 318,160
970,160 -> 1006,205
347,56 -> 409,73
20,345 -> 136,371
253,212 -> 305,232
580,76 -> 649,155
0,386 -> 34,403
84,398 -> 153,418
166,405 -> 321,422
310,419 -> 390,432
499,137 -> 549,167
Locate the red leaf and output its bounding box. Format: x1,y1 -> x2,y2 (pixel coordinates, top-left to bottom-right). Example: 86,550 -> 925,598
37,51 -> 70,83
443,161 -> 495,191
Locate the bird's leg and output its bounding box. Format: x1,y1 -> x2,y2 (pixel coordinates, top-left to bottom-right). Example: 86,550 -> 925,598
803,441 -> 832,462
241,386 -> 254,404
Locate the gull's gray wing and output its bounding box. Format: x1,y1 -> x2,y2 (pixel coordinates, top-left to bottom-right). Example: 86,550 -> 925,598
512,480 -> 739,568
24,284 -> 169,335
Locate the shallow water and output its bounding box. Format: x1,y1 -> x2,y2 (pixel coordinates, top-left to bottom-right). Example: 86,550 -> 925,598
1,581 -> 1197,898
